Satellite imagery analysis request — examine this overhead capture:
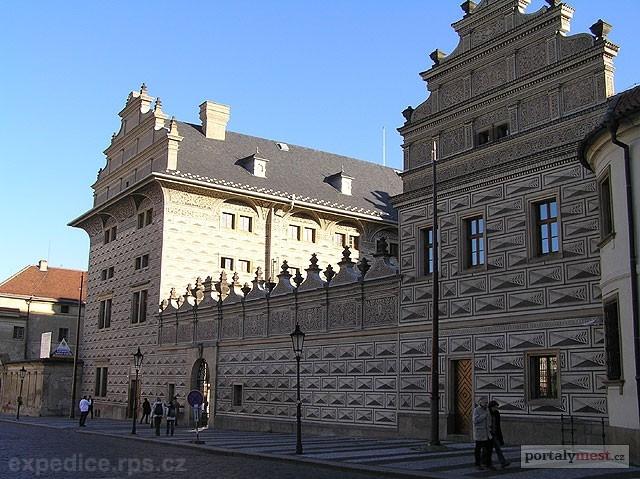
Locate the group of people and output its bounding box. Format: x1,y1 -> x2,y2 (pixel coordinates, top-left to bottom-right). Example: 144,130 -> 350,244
77,395 -> 94,427
472,397 -> 510,470
139,397 -> 180,436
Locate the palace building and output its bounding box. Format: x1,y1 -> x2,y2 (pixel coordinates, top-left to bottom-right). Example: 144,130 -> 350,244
69,84 -> 400,419
71,0 -> 639,453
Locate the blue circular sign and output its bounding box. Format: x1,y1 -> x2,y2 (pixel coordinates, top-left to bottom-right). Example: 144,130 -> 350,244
187,389 -> 204,407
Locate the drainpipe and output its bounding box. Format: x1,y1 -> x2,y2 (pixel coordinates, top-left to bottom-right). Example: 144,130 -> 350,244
23,297 -> 33,360
609,122 -> 640,427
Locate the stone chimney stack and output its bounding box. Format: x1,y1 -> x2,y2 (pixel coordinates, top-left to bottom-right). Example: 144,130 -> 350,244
38,260 -> 48,272
199,101 -> 230,140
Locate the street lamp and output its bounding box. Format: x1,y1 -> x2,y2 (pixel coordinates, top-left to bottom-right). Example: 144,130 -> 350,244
430,140 -> 441,446
16,366 -> 27,420
131,347 -> 144,435
290,323 -> 305,454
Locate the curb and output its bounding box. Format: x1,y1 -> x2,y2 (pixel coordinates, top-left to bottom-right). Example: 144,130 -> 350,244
1,418 -> 441,479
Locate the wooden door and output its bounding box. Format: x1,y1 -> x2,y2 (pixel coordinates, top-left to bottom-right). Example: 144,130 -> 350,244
127,379 -> 139,418
453,359 -> 472,434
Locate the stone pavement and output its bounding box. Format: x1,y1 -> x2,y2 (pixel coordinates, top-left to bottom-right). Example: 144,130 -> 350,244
1,414 -> 637,479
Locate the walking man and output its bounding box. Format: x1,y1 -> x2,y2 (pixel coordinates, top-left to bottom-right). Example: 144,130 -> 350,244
152,397 -> 164,436
473,397 -> 493,470
140,398 -> 151,424
78,396 -> 89,427
166,399 -> 177,436
88,395 -> 94,419
489,400 -> 510,468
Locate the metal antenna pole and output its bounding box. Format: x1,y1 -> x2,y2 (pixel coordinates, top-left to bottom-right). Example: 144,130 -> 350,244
430,141 -> 440,446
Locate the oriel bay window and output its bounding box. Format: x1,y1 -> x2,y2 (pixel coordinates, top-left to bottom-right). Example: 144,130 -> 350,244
131,290 -> 148,324
466,216 -> 485,267
535,199 -> 559,255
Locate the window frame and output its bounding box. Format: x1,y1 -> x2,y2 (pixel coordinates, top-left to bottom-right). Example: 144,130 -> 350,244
603,295 -> 622,381
239,215 -> 253,232
303,227 -> 316,243
348,235 -> 360,251
220,257 -> 234,271
233,384 -> 243,407
534,198 -> 560,257
131,289 -> 148,324
598,167 -> 615,245
288,224 -> 301,241
238,259 -> 251,274
98,298 -> 112,329
58,327 -> 69,342
526,350 -> 561,405
465,216 -> 485,269
221,212 -> 235,229
334,232 -> 346,247
13,326 -> 25,340
95,367 -> 108,397
419,226 -> 434,277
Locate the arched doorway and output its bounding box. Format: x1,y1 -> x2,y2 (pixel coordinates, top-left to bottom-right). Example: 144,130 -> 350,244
191,359 -> 211,427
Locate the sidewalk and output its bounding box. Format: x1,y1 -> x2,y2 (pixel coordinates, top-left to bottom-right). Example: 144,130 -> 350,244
1,414 -> 636,479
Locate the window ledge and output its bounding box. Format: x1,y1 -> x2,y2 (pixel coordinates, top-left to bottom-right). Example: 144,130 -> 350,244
602,378 -> 624,393
527,398 -> 562,407
528,252 -> 563,265
598,232 -> 616,249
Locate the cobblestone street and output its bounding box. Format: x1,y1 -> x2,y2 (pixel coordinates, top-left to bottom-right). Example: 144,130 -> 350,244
0,416 -> 637,479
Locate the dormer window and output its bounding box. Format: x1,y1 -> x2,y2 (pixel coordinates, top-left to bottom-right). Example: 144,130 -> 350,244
326,170 -> 354,195
239,153 -> 268,178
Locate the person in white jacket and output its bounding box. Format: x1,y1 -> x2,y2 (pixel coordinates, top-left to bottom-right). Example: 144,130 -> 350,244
473,397 -> 493,470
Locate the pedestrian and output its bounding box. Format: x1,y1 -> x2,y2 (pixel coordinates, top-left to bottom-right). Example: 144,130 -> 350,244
152,397 -> 164,436
472,397 -> 493,470
88,395 -> 94,419
140,398 -> 151,424
166,399 -> 177,436
78,396 -> 90,427
173,396 -> 181,427
488,400 -> 510,468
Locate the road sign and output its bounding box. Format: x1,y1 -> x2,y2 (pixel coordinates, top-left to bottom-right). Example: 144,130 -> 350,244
187,390 -> 204,407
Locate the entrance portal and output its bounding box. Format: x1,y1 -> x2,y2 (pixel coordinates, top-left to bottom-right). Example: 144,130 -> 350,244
452,359 -> 472,435
191,359 -> 211,426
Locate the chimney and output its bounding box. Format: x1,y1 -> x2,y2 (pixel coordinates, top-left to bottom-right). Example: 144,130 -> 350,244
199,101 -> 230,140
38,260 -> 48,272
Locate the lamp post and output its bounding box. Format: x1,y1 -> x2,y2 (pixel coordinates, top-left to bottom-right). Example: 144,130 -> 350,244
290,323 -> 305,454
430,140 -> 441,446
131,347 -> 144,435
16,366 -> 27,420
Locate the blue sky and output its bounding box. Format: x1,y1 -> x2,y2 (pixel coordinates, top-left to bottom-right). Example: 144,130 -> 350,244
0,0 -> 638,280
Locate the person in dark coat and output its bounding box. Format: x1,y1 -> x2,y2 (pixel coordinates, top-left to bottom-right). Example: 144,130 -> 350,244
140,398 -> 151,424
488,400 -> 510,468
151,398 -> 164,436
165,399 -> 177,436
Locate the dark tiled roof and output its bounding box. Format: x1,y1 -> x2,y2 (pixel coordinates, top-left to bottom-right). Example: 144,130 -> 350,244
0,265 -> 87,302
579,85 -> 640,168
172,122 -> 401,220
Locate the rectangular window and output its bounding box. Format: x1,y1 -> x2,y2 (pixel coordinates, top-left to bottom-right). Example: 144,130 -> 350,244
334,232 -> 346,247
529,354 -> 559,400
221,257 -> 234,270
95,367 -> 108,397
303,227 -> 316,243
238,259 -> 251,273
495,123 -> 509,140
58,328 -> 69,342
134,254 -> 149,270
98,299 -> 112,329
61,305 -> 70,314
239,215 -> 252,232
131,290 -> 148,324
389,242 -> 399,259
101,269 -> 107,280
604,299 -> 622,381
110,226 -> 117,241
142,254 -> 149,268
349,235 -> 359,250
108,266 -> 114,278
168,384 -> 175,401
137,212 -> 145,229
103,226 -> 117,244
477,130 -> 490,146
104,230 -> 110,244
288,225 -> 301,240
222,212 -> 235,229
421,228 -> 433,275
535,199 -> 559,255
145,209 -> 153,226
599,173 -> 614,240
13,326 -> 25,340
233,384 -> 243,406
466,217 -> 485,267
